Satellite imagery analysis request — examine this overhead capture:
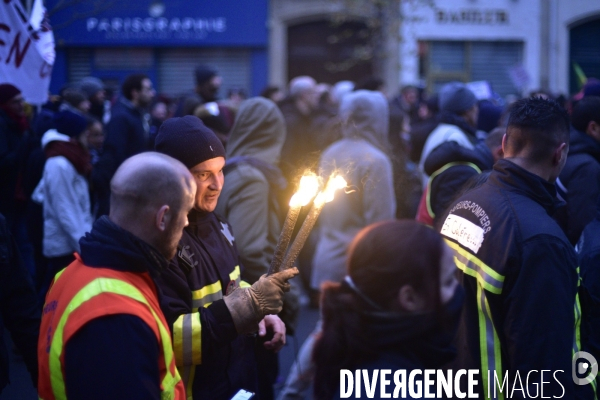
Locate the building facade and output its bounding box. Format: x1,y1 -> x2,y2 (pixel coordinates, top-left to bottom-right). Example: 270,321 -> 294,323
48,0 -> 269,98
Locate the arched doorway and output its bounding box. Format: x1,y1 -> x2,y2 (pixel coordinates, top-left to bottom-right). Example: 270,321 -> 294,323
287,19 -> 374,84
569,17 -> 600,94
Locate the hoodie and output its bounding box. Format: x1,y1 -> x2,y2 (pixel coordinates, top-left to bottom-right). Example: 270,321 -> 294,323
32,129 -> 92,257
311,90 -> 396,289
216,97 -> 286,283
556,127 -> 600,244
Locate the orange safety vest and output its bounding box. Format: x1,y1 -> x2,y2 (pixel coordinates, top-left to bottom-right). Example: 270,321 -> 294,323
38,253 -> 185,400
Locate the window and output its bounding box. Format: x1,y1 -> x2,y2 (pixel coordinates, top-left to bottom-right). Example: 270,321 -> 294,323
420,40 -> 523,97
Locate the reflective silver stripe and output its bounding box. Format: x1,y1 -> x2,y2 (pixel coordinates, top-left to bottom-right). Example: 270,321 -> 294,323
192,291 -> 223,310
182,314 -> 193,366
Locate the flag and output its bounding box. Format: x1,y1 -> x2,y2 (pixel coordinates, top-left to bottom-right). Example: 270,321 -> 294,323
0,0 -> 55,105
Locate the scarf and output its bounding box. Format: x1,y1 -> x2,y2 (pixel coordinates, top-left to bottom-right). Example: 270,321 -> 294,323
45,139 -> 92,176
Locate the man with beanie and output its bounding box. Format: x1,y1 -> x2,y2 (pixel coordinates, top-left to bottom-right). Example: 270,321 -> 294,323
154,115 -> 298,400
32,109 -> 93,301
419,81 -> 479,183
78,76 -> 110,124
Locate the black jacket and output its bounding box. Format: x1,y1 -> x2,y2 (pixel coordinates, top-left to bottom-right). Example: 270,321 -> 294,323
439,159 -> 581,398
577,203 -> 600,365
92,99 -> 151,216
154,209 -> 257,400
424,141 -> 494,225
556,127 -> 600,245
0,213 -> 39,393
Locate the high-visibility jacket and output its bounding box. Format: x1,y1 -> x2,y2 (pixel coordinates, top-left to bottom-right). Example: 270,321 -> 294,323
38,254 -> 185,400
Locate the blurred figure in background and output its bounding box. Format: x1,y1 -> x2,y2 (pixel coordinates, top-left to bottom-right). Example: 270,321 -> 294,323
78,76 -> 110,124
261,85 -> 285,104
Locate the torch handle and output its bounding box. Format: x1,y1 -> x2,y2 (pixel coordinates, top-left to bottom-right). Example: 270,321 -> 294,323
268,206 -> 301,275
280,202 -> 324,271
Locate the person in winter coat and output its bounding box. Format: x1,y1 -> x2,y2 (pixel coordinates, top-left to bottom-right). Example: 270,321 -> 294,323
216,97 -> 286,284
38,152 -> 195,400
556,96 -> 600,245
215,97 -> 291,400
154,116 -> 297,400
311,89 -> 396,289
577,195 -> 600,366
419,82 -> 479,184
92,73 -> 155,216
32,110 -> 93,302
0,84 -> 31,229
439,97 -> 584,398
277,90 -> 396,400
313,220 -> 462,400
0,212 -> 40,394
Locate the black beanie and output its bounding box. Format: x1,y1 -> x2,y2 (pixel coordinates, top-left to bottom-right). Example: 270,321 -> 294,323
155,115 -> 226,169
54,110 -> 88,138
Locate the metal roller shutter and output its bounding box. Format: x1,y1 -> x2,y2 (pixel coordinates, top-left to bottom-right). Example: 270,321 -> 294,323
157,49 -> 251,99
471,42 -> 522,97
67,48 -> 92,85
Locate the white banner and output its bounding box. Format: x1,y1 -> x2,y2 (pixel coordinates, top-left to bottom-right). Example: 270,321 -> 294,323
0,0 -> 55,105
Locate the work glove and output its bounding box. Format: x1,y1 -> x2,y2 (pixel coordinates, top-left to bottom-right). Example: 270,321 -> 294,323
223,268 -> 299,335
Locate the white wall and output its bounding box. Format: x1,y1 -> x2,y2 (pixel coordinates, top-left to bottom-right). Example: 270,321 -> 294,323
400,0 -> 541,94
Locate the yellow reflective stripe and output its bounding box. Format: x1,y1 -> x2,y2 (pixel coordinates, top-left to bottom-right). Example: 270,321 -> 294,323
240,281 -> 251,288
477,284 -> 504,400
191,281 -> 223,310
49,278 -> 180,399
229,265 -> 241,282
173,315 -> 185,367
445,239 -> 504,294
53,267 -> 68,285
426,162 -> 482,218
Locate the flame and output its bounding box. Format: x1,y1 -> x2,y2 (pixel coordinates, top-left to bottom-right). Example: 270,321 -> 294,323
314,174 -> 347,206
289,175 -> 320,207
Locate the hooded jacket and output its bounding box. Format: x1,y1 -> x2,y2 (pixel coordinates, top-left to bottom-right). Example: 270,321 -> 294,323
32,129 -> 92,257
421,141 -> 494,225
215,97 -> 286,283
311,91 -> 396,290
556,127 -> 600,244
419,112 -> 479,185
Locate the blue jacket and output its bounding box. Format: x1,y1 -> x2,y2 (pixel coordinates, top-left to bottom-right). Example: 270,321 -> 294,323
92,99 -> 150,216
439,159 -> 581,399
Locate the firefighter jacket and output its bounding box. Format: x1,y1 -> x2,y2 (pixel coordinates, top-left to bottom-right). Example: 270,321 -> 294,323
154,208 -> 258,400
38,216 -> 185,400
439,159 -> 583,399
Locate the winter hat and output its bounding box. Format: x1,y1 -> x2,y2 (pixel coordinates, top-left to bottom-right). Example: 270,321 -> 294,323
54,110 -> 88,138
477,100 -> 503,133
78,77 -> 104,99
438,82 -> 477,114
195,65 -> 218,86
155,115 -> 226,169
0,83 -> 21,104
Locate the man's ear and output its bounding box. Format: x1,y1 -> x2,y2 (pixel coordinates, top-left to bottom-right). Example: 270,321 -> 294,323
155,205 -> 170,232
553,142 -> 568,166
587,120 -> 600,142
398,285 -> 426,313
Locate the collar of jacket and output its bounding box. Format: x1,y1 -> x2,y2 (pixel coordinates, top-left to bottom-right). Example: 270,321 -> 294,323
119,97 -> 144,115
568,127 -> 600,161
489,159 -> 565,215
438,110 -> 478,140
79,216 -> 169,277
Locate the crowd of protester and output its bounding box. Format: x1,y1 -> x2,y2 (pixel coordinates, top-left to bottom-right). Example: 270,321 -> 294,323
0,63 -> 600,400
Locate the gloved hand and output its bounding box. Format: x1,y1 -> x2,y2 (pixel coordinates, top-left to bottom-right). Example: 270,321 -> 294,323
223,268 -> 299,335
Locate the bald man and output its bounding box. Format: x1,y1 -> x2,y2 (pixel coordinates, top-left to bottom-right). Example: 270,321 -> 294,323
38,152 -> 195,400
